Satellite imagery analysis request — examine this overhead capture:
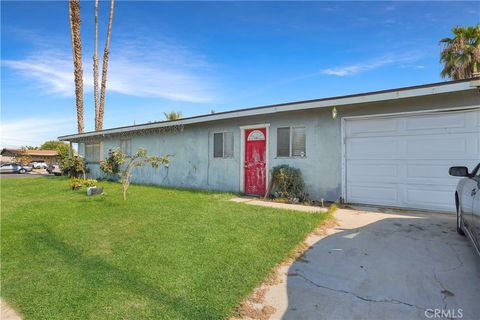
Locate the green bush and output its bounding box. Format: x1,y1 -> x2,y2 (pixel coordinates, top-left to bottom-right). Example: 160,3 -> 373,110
270,165 -> 306,202
69,178 -> 84,190
61,156 -> 87,178
83,179 -> 98,187
68,178 -> 98,190
100,148 -> 124,176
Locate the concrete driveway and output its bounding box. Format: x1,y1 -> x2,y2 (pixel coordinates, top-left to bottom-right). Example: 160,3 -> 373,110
263,208 -> 480,320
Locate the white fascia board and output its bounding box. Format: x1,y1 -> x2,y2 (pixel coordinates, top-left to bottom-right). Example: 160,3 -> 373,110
58,81 -> 475,141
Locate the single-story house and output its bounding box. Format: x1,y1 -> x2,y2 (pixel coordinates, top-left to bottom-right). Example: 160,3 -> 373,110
59,78 -> 480,212
0,148 -> 59,164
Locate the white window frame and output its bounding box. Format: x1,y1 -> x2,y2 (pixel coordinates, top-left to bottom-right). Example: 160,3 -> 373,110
213,132 -> 234,159
276,126 -> 306,158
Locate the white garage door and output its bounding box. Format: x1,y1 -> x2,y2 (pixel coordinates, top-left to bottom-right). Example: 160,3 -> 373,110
344,109 -> 480,212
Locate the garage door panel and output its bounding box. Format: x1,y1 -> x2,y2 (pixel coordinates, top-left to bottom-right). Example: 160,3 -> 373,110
345,109 -> 480,212
347,183 -> 399,205
348,134 -> 477,160
405,186 -> 456,211
406,136 -> 467,155
405,112 -> 466,131
347,162 -> 398,179
348,161 -> 462,186
346,118 -> 398,136
347,138 -> 399,157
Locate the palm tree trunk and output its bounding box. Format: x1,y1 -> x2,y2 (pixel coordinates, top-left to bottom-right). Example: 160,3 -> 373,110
69,0 -> 84,133
93,0 -> 100,131
98,0 -> 115,131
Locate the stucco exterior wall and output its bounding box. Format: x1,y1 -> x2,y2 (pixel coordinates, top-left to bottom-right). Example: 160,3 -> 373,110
79,89 -> 479,201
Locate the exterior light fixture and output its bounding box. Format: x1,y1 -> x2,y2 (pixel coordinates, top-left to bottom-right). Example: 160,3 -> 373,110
332,106 -> 337,119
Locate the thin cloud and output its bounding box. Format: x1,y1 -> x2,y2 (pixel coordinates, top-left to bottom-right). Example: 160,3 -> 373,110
1,117 -> 74,147
321,52 -> 422,77
2,39 -> 217,103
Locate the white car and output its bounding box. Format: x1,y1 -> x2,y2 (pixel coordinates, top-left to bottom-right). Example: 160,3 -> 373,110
30,161 -> 48,169
449,163 -> 480,255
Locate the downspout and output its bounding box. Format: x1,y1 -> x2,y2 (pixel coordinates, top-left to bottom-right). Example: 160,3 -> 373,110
206,130 -> 210,188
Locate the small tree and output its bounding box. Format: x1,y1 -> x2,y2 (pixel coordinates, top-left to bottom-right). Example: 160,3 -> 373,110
61,155 -> 86,178
100,147 -> 169,200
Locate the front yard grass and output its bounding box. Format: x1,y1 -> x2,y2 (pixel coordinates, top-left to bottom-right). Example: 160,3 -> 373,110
1,177 -> 330,319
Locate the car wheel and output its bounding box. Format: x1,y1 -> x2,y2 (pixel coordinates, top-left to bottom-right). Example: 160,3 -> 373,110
456,198 -> 466,236
19,169 -> 26,174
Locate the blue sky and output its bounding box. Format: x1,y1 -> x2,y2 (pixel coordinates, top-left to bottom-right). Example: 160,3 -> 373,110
1,1 -> 479,147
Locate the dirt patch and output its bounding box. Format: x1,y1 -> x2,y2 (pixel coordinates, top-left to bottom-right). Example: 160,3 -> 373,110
1,299 -> 22,320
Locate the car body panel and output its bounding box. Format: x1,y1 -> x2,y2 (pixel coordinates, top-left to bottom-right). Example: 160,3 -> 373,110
0,163 -> 33,174
452,163 -> 480,255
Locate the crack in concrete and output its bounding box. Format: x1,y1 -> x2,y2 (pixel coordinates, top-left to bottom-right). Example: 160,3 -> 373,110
295,272 -> 426,311
441,243 -> 464,272
433,272 -> 450,314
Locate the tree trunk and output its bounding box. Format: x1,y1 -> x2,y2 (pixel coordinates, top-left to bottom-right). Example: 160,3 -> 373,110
68,0 -> 84,133
98,0 -> 115,131
93,0 -> 100,130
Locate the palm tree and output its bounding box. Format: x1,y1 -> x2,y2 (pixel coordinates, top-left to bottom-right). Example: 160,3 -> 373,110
164,111 -> 182,121
97,0 -> 115,131
93,0 -> 100,131
68,0 -> 84,133
440,25 -> 480,80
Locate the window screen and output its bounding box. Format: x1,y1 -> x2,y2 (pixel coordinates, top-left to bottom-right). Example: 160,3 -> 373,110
214,132 -> 234,158
277,126 -> 306,157
292,127 -> 306,157
214,133 -> 223,158
277,127 -> 290,157
85,143 -> 100,162
120,139 -> 132,156
223,132 -> 234,158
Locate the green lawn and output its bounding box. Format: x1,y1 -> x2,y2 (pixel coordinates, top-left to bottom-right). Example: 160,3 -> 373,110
1,177 -> 329,319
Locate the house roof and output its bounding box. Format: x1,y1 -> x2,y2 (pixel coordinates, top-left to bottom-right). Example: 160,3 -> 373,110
0,148 -> 58,157
59,77 -> 480,141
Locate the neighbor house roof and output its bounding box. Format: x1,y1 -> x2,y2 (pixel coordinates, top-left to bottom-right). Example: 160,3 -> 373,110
0,148 -> 58,157
59,77 -> 480,141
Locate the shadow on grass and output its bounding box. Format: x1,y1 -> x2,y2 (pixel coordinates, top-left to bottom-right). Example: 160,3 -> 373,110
23,227 -> 216,319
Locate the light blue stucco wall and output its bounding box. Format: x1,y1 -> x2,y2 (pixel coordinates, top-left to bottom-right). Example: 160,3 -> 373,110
79,89 -> 479,201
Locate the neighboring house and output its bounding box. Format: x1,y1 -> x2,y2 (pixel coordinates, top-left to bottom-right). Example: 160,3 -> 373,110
59,78 -> 480,212
0,148 -> 59,164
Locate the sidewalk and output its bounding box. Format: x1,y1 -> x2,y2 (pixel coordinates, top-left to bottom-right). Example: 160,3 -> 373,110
230,197 -> 328,213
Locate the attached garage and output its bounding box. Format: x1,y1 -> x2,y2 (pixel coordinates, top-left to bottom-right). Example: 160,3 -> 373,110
343,108 -> 480,212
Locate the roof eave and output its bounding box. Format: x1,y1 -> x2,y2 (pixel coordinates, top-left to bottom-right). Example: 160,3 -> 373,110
58,79 -> 478,141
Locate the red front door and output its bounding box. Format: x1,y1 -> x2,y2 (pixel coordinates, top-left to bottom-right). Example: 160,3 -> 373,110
244,128 -> 267,196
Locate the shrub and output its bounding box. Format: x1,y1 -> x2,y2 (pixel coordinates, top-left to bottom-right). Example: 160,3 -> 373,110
69,178 -> 84,190
68,178 -> 98,190
270,165 -> 306,202
100,146 -> 169,200
83,179 -> 98,187
100,148 -> 124,176
61,156 -> 86,178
